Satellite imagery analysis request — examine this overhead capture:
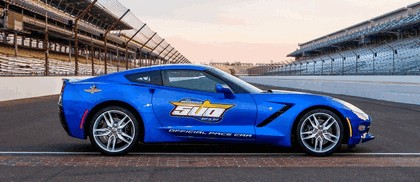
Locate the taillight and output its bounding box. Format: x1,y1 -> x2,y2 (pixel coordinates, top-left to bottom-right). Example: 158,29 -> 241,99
61,83 -> 66,94
61,79 -> 69,94
59,79 -> 68,107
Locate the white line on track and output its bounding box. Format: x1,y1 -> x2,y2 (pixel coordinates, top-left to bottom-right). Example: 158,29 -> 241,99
1,151 -> 420,156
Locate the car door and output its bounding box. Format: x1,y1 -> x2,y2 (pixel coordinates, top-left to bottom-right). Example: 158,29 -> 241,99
151,69 -> 257,140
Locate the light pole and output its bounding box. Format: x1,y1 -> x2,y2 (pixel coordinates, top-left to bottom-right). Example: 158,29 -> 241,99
367,48 -> 375,74
350,50 -> 358,75
327,55 -> 334,75
338,52 -> 345,75
385,43 -> 396,75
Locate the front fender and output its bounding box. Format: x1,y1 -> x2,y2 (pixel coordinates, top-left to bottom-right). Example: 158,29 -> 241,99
252,92 -> 372,147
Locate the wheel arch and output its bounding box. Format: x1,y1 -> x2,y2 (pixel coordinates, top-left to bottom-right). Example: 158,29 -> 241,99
290,105 -> 350,146
84,100 -> 145,142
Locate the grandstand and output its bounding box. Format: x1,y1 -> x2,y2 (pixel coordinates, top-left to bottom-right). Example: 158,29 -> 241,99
209,62 -> 255,76
0,0 -> 190,76
248,2 -> 420,76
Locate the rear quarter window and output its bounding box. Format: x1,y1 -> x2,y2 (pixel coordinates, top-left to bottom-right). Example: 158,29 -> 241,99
125,71 -> 162,85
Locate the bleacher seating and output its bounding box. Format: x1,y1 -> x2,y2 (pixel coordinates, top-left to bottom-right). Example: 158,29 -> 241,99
0,44 -> 123,76
256,4 -> 420,77
291,4 -> 420,57
265,38 -> 420,76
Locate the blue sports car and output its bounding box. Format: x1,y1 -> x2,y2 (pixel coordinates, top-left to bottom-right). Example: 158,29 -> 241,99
58,64 -> 374,156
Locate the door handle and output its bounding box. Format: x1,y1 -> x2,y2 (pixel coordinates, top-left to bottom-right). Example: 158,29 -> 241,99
149,88 -> 155,93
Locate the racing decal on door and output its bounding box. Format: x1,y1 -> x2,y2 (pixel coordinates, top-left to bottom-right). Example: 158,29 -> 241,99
170,98 -> 234,123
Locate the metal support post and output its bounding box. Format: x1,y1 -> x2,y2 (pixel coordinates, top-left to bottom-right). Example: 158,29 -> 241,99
74,0 -> 98,75
139,32 -> 157,67
104,9 -> 130,74
148,39 -> 165,65
162,48 -> 175,64
169,52 -> 180,63
124,24 -> 146,70
157,44 -> 170,64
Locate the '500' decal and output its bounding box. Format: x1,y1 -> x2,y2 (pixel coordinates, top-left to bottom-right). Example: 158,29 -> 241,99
170,99 -> 234,123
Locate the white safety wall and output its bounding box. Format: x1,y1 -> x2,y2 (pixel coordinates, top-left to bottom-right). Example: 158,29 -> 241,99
241,76 -> 420,105
0,77 -> 90,102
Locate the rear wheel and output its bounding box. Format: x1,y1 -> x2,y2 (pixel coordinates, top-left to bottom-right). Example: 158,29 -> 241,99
88,106 -> 140,155
296,109 -> 344,156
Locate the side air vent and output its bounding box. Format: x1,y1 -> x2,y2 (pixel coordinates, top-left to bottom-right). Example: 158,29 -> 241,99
257,105 -> 292,127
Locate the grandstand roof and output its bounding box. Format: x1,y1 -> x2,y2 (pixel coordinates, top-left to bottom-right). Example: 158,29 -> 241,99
48,0 -> 132,30
1,0 -> 189,63
288,2 -> 420,57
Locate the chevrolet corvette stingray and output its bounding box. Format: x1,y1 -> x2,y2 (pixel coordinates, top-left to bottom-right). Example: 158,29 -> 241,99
58,64 -> 374,156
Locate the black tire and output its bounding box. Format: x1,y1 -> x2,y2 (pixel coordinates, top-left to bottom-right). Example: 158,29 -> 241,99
295,109 -> 344,156
88,106 -> 140,155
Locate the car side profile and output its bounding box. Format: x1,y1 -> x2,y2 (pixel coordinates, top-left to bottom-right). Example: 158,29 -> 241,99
59,64 -> 374,156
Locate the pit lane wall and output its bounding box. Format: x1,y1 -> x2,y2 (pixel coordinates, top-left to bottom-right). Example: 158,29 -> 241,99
241,76 -> 420,105
0,77 -> 90,102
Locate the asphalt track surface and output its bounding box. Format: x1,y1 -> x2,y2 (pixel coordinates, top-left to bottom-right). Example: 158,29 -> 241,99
0,84 -> 420,181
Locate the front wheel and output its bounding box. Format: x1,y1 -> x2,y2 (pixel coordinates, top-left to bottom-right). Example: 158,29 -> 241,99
296,109 -> 344,156
88,106 -> 140,155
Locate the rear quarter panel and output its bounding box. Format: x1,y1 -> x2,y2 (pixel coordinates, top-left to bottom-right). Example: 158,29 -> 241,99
63,81 -> 161,139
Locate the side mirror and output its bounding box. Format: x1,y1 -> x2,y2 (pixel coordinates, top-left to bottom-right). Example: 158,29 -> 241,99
216,84 -> 234,98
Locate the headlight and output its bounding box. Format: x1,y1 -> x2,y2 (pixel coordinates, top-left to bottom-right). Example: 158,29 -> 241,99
333,98 -> 369,121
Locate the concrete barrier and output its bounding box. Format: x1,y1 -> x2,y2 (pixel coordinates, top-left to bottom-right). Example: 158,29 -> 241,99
241,76 -> 420,105
0,76 -> 89,102
2,75 -> 420,105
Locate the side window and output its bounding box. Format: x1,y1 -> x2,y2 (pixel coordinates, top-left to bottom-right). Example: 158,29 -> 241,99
125,71 -> 162,85
162,70 -> 228,93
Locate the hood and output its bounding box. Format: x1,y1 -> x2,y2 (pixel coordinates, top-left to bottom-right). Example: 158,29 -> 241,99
271,89 -> 313,95
254,89 -> 333,106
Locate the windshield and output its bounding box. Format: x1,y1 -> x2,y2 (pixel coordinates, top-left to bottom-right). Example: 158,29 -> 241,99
209,68 -> 263,93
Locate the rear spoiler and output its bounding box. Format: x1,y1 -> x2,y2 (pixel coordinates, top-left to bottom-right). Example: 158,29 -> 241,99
61,78 -> 81,94
62,78 -> 84,83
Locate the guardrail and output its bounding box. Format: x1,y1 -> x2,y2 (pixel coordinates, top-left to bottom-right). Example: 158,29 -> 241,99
241,76 -> 420,105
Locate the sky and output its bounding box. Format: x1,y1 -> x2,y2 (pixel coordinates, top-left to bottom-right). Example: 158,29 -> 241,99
118,0 -> 417,64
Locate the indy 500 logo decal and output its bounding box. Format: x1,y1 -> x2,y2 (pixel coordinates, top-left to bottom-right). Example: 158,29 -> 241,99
170,99 -> 234,123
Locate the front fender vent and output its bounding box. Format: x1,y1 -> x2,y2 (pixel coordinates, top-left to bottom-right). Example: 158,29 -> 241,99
257,105 -> 292,127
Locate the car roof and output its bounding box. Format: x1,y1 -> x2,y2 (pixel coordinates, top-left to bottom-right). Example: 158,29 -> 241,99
150,64 -> 211,71
122,64 -> 213,74
79,64 -> 216,84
